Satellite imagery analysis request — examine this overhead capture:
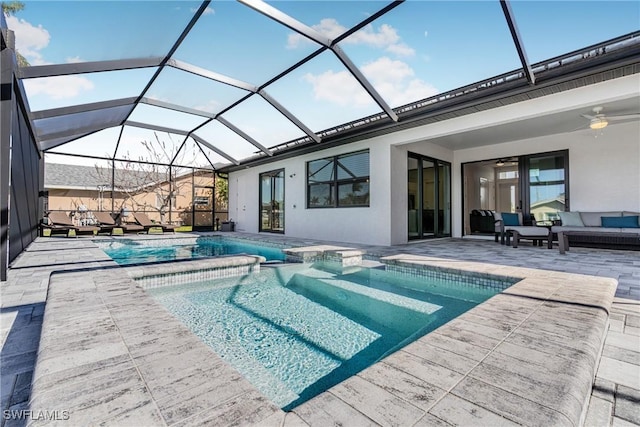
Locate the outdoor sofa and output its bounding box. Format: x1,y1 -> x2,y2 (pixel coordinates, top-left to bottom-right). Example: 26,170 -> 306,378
552,211 -> 640,253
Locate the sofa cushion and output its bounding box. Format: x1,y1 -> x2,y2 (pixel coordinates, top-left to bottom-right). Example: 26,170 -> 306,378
602,215 -> 639,228
580,211 -> 622,227
623,211 -> 640,217
558,211 -> 584,227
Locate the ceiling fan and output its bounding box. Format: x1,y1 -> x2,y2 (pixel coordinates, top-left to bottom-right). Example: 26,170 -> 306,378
580,106 -> 640,130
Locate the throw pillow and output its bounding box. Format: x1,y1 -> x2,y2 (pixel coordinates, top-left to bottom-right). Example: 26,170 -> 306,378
501,212 -> 520,226
601,215 -> 640,228
558,211 -> 584,227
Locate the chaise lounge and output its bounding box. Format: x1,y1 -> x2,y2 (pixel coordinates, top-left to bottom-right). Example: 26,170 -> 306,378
132,212 -> 178,234
43,211 -> 99,237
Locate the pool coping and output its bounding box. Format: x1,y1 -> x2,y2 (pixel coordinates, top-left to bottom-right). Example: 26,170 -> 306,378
27,238 -> 617,426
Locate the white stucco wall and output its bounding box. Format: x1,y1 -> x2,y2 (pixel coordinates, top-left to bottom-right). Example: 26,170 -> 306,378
228,139 -> 393,246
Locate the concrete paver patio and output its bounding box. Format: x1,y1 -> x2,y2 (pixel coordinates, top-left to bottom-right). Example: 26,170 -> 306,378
1,233 -> 638,426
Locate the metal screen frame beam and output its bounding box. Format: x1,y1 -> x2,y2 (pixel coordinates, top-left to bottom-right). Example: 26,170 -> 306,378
500,0 -> 536,85
124,120 -> 189,136
191,134 -> 240,165
140,97 -> 215,119
238,0 -> 331,47
31,97 -> 138,120
217,116 -> 272,156
18,57 -> 163,79
168,59 -> 258,92
0,44 -> 14,281
332,45 -> 399,122
259,90 -> 321,143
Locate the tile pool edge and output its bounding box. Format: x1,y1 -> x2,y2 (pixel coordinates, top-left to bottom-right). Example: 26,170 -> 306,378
123,255 -> 266,290
28,242 -> 617,426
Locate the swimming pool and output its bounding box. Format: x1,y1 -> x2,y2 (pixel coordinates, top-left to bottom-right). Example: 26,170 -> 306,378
146,262 -> 513,409
95,236 -> 286,265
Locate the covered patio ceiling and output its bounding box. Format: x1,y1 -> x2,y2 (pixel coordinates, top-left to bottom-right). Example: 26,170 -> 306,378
4,0 -> 640,170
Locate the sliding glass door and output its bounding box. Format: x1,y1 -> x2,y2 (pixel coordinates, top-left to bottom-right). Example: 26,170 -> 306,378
462,150 -> 568,235
259,169 -> 284,233
408,153 -> 451,240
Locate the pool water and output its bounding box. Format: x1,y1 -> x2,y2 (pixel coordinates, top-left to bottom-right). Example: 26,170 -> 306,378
147,262 -> 508,409
96,237 -> 285,265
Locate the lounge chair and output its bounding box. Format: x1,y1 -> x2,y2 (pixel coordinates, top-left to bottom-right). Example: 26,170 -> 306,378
92,211 -> 124,235
44,211 -> 99,237
132,212 -> 178,233
110,211 -> 145,234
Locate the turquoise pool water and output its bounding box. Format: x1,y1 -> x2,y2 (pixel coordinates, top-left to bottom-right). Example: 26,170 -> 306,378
147,262 -> 512,409
95,237 -> 285,265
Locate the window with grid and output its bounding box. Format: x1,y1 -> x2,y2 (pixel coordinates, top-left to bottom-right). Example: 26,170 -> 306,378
307,150 -> 370,208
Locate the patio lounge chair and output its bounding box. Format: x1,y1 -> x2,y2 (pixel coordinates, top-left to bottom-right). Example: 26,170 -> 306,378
44,211 -> 99,237
495,212 -> 552,248
110,211 -> 145,234
132,212 -> 178,233
92,211 -> 124,235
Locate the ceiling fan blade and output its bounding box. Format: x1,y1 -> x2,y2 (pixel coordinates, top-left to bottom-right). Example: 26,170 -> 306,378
580,114 -> 596,120
607,114 -> 640,121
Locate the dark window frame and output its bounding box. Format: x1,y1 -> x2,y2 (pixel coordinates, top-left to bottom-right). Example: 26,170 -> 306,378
306,150 -> 370,209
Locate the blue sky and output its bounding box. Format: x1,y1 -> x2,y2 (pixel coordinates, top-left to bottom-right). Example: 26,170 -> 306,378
6,0 -> 639,166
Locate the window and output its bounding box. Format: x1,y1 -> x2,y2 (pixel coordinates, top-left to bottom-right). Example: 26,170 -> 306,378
307,150 -> 370,208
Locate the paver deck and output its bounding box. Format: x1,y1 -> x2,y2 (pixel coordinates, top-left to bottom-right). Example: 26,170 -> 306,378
1,233 -> 639,426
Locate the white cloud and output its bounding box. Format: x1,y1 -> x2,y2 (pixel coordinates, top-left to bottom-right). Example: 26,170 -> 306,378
303,69 -> 372,107
287,19 -> 414,57
66,56 -> 83,63
23,75 -> 94,100
362,57 -> 438,106
7,15 -> 95,102
6,15 -> 50,65
303,56 -> 438,108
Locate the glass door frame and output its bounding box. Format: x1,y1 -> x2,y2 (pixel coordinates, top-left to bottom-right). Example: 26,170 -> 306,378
259,168 -> 285,234
461,149 -> 569,235
408,153 -> 452,240
520,149 -> 570,223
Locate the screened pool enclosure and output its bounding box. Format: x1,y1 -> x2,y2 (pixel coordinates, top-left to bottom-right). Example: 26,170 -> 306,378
1,0 -> 638,279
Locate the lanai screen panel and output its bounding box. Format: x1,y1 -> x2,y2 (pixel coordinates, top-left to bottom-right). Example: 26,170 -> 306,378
34,104 -> 134,142
219,95 -> 307,149
193,120 -> 265,162
6,0 -> 639,168
47,128 -> 122,159
23,68 -> 157,112
145,66 -> 249,116
510,1 -> 640,63
173,1 -> 323,85
127,103 -> 209,133
266,50 -> 384,132
337,1 -> 523,109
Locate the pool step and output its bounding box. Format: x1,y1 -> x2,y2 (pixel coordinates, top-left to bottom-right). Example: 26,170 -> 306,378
286,270 -> 440,338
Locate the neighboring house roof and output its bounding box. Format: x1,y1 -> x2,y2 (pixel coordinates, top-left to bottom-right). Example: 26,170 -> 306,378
44,163 -> 216,191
